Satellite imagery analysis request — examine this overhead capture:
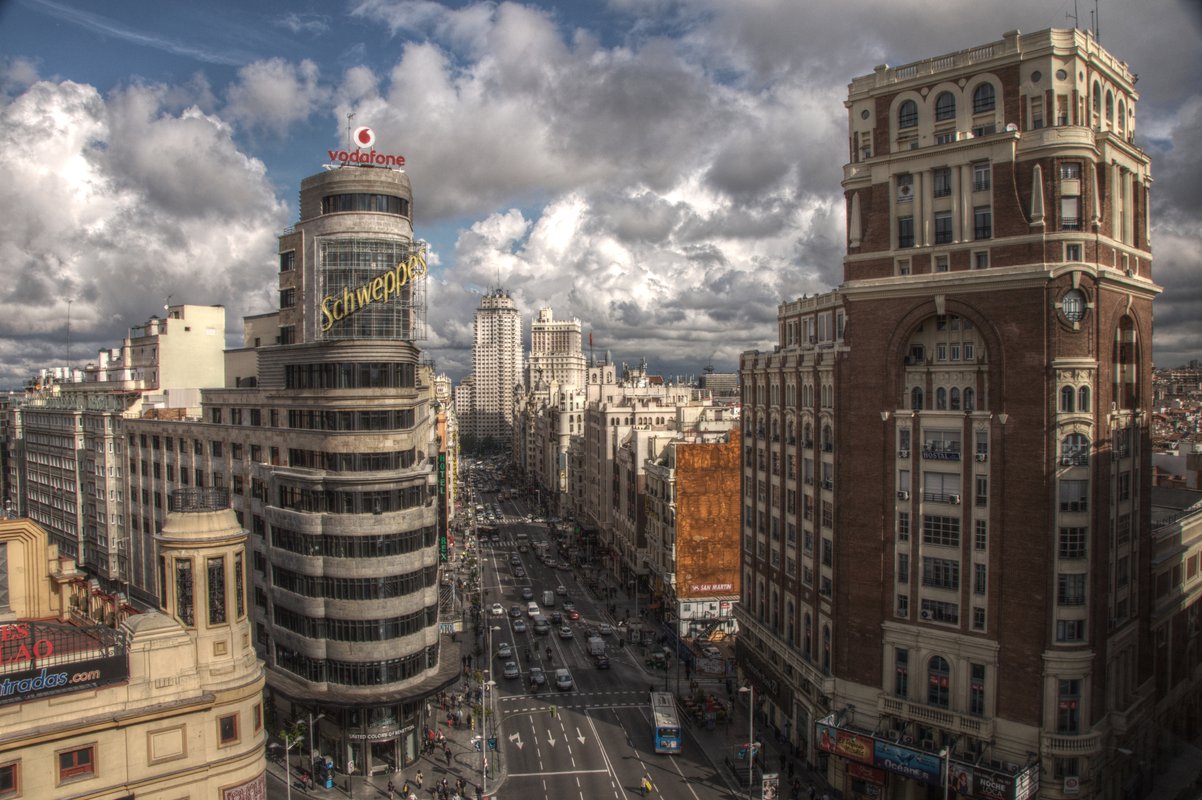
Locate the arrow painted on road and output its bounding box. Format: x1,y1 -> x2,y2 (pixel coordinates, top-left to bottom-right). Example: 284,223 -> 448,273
546,731 -> 557,747
575,727 -> 586,744
509,732 -> 524,750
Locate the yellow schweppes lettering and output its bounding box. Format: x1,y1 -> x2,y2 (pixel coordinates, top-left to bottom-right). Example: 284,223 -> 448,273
320,248 -> 428,332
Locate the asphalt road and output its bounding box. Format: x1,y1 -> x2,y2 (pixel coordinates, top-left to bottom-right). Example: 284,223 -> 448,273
474,495 -> 735,800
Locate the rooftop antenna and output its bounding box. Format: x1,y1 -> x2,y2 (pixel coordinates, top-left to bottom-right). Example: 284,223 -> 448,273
346,112 -> 355,152
65,298 -> 73,371
1067,0 -> 1078,29
165,293 -> 173,312
1095,0 -> 1100,42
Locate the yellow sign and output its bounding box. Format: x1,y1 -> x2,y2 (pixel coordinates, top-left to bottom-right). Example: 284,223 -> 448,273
319,247 -> 427,332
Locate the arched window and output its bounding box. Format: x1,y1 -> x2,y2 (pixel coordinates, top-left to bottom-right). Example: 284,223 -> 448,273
1093,81 -> 1102,116
786,600 -> 796,644
973,83 -> 996,113
1061,433 -> 1090,466
786,419 -> 796,443
804,422 -> 813,447
936,387 -> 948,410
935,92 -> 956,121
899,99 -> 918,129
927,656 -> 951,707
1118,99 -> 1127,134
911,387 -> 925,411
1105,91 -> 1115,125
950,388 -> 961,411
1060,386 -> 1076,413
1114,317 -> 1139,410
964,388 -> 976,412
1078,386 -> 1091,413
803,613 -> 813,658
822,625 -> 831,672
822,424 -> 833,451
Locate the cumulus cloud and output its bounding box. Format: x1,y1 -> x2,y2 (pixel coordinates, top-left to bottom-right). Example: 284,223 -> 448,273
0,78 -> 288,386
224,57 -> 326,135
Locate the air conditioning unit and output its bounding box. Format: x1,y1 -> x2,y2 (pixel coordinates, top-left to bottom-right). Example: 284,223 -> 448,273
897,491 -> 910,501
822,480 -> 833,490
921,739 -> 936,751
920,609 -> 932,620
886,729 -> 901,742
899,449 -> 910,458
901,735 -> 915,745
975,453 -> 987,463
1061,457 -> 1073,466
948,494 -> 961,505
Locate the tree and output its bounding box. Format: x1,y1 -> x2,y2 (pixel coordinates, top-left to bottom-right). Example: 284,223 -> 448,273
280,720 -> 306,778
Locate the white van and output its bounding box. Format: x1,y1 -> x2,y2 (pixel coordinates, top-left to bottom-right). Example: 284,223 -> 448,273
527,602 -> 540,618
542,590 -> 556,607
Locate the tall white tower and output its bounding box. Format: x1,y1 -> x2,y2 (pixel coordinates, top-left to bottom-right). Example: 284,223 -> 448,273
471,289 -> 523,444
527,307 -> 585,390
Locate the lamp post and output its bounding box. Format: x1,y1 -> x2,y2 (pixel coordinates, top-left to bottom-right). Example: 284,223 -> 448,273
482,678 -> 497,797
940,747 -> 951,800
739,685 -> 755,800
308,712 -> 325,781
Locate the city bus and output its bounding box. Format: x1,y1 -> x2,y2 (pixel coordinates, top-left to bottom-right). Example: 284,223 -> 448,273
650,691 -> 682,754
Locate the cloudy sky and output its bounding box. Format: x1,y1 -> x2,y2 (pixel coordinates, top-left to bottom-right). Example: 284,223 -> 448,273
1,0 -> 1200,387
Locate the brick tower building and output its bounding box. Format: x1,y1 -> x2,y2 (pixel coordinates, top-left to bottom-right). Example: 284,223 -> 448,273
739,28 -> 1157,800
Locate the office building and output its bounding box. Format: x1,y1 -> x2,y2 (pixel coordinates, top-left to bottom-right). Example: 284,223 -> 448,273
527,307 -> 585,391
465,289 -> 522,446
740,28 -> 1155,799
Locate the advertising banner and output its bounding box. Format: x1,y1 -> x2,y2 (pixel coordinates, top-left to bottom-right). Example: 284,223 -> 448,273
873,740 -> 943,785
0,650 -> 127,707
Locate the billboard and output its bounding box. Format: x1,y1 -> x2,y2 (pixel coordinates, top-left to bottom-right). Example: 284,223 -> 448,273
0,621 -> 128,706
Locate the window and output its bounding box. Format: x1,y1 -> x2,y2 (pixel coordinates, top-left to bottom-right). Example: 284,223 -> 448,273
279,288 -> 296,308
969,664 -> 986,715
897,594 -> 909,618
219,713 -> 240,745
898,216 -> 914,248
922,557 -> 960,590
1061,433 -> 1090,466
972,607 -> 986,631
933,167 -> 951,197
1057,679 -> 1081,733
1059,527 -> 1087,559
1060,163 -> 1081,180
1061,196 -> 1081,230
1030,96 -> 1044,130
934,211 -> 953,244
974,563 -> 987,595
1059,480 -> 1088,512
927,656 -> 951,707
1057,619 -> 1085,642
897,258 -> 911,276
897,173 -> 914,202
973,162 -> 991,192
922,515 -> 960,547
1078,386 -> 1090,413
1058,573 -> 1086,606
934,131 -> 955,145
1060,386 -> 1076,412
895,648 -> 909,697
935,92 -> 956,121
911,387 -> 924,410
935,255 -> 949,273
280,251 -> 296,271
973,207 -> 992,239
898,100 -> 918,129
921,599 -> 959,625
0,761 -> 18,796
972,250 -> 989,269
898,553 -> 910,584
972,83 -> 996,113
898,512 -> 910,542
58,746 -> 94,781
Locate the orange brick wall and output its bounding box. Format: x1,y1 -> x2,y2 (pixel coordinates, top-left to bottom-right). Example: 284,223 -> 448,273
675,428 -> 743,599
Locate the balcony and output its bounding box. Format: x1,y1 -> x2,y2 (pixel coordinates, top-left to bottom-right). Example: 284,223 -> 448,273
734,607 -> 834,696
878,695 -> 993,741
1042,730 -> 1103,757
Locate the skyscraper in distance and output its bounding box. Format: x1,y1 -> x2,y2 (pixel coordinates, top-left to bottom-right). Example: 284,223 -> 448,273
467,288 -> 523,445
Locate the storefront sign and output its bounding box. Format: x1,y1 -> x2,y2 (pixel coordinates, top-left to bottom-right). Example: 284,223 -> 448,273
688,582 -> 733,593
349,729 -> 399,742
0,653 -> 128,707
873,740 -> 942,784
848,762 -> 887,784
319,248 -> 427,332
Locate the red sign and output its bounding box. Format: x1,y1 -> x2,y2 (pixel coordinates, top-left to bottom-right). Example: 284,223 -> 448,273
848,762 -> 887,784
0,623 -> 54,667
834,730 -> 875,765
327,148 -> 405,168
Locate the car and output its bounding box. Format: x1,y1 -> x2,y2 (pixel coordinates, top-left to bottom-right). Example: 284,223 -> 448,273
529,666 -> 546,687
556,585 -> 568,596
490,603 -> 505,617
509,555 -> 521,566
567,609 -> 581,621
512,618 -> 527,633
514,567 -> 526,578
594,654 -> 611,669
562,602 -> 576,612
555,668 -> 574,691
598,623 -> 613,636
496,642 -> 513,659
502,661 -> 520,679
510,605 -> 523,618
520,587 -> 535,601
583,626 -> 598,639
550,611 -> 564,625
558,625 -> 574,639
701,645 -> 722,660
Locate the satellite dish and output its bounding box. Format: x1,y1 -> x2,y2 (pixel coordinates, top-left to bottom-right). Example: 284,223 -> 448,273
1005,123 -> 1018,132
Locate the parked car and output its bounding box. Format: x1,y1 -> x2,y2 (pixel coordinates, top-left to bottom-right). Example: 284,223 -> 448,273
490,603 -> 505,617
496,642 -> 513,659
503,661 -> 520,679
555,669 -> 573,691
558,625 -> 574,639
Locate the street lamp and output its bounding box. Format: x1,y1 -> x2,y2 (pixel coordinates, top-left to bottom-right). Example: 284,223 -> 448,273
738,685 -> 755,800
940,747 -> 951,800
482,677 -> 497,797
308,712 -> 325,780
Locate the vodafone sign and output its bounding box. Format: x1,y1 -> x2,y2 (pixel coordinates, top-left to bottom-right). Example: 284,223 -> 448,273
328,126 -> 406,168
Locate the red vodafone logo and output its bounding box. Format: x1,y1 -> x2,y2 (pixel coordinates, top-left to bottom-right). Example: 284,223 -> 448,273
353,126 -> 375,148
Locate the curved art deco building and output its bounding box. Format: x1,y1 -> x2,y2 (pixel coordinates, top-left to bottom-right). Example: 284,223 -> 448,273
125,161 -> 455,776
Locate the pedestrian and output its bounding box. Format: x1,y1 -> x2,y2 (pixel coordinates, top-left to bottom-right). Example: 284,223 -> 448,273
641,773 -> 653,796
416,769 -> 424,789
807,787 -> 816,800
444,746 -> 452,766
387,779 -> 396,800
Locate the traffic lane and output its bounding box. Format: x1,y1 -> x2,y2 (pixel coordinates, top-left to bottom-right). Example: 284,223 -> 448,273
497,702 -> 630,800
603,703 -> 731,800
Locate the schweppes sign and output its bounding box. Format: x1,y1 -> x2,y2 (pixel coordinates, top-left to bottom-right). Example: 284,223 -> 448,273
320,246 -> 428,332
